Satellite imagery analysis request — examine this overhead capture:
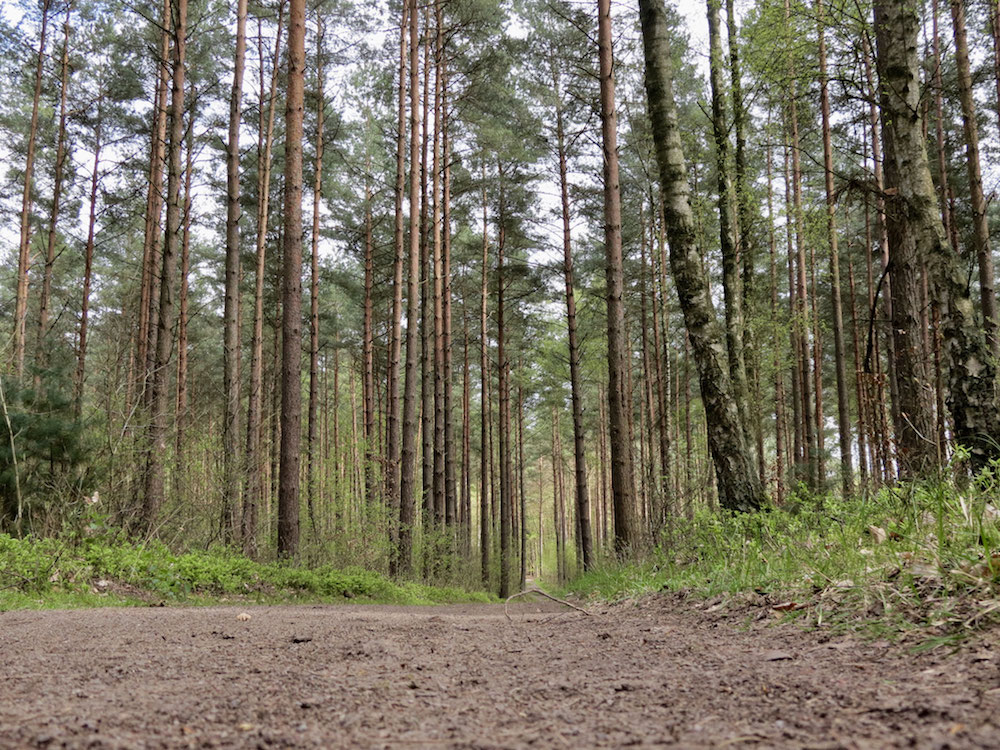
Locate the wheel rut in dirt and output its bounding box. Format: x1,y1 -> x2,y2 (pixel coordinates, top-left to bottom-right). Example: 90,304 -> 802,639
1,596 -> 998,748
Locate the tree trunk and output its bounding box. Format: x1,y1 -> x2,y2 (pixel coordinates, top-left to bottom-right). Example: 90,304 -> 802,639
817,0 -> 852,494
479,179 -> 490,587
598,0 -> 639,552
137,0 -> 173,404
363,159 -> 376,507
496,177 -> 512,599
222,0 -> 248,545
35,8 -> 70,375
432,2 -> 446,533
398,0 -> 422,576
307,18 -> 326,534
14,0 -> 51,378
142,0 -> 187,531
553,69 -> 593,571
876,0 -> 1000,472
707,0 -> 752,461
385,0 -> 408,569
243,7 -> 285,555
277,0 -> 306,557
441,28 -> 457,535
638,0 -> 764,513
950,0 -> 999,358
176,121 -> 193,458
74,93 -> 103,418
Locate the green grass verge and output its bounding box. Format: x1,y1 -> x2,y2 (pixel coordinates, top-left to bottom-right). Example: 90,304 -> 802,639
0,535 -> 494,610
564,475 -> 1000,641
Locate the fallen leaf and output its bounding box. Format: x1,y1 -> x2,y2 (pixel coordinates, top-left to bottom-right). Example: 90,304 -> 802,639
771,601 -> 806,612
237,723 -> 255,732
290,636 -> 313,644
236,612 -> 251,622
868,525 -> 887,544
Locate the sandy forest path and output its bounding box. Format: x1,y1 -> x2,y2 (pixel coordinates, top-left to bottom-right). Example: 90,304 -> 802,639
2,596 -> 999,749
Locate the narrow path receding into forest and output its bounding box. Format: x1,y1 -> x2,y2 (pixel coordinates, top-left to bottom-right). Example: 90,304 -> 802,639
2,597 -> 999,748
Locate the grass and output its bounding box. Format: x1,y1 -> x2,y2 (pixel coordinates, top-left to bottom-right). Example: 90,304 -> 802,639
0,534 -> 494,610
563,469 -> 1000,643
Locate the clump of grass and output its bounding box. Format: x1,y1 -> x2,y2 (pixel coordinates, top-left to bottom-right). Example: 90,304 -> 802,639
0,534 -> 493,609
565,464 -> 1000,640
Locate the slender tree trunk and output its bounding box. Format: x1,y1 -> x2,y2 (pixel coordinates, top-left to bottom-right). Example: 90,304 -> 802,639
14,0 -> 51,378
137,0 -> 173,404
517,382 -> 527,590
176,121 -> 193,458
553,70 -> 593,571
386,0 -> 408,571
479,179 -> 490,587
142,0 -> 187,530
727,0 -> 763,482
861,33 -> 901,473
950,0 -> 999,357
419,11 -> 434,565
785,0 -> 817,488
363,160 -> 376,507
765,138 -> 786,503
655,200 -> 672,520
223,0 -> 248,545
36,8 -> 71,375
277,0 -> 306,557
398,0 -> 422,576
639,0 -> 765,513
496,177 -> 512,599
432,3 -> 446,532
598,0 -> 639,552
462,311 -> 472,556
307,18 -> 326,534
707,0 -> 752,459
74,93 -> 103,418
243,7 -> 284,555
441,31 -> 457,535
817,0 -> 852,494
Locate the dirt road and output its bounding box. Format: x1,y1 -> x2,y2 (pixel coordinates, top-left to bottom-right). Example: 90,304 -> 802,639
1,596 -> 998,748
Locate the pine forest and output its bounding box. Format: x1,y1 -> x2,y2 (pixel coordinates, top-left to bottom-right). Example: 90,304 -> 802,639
5,0 -> 1000,600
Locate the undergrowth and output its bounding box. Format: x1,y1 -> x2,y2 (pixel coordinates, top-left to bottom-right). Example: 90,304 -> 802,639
566,468 -> 1000,642
0,534 -> 493,610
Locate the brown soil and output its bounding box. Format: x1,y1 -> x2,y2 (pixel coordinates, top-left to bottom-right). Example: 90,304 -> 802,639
2,595 -> 999,749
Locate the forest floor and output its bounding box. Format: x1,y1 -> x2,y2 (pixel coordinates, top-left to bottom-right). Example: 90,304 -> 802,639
2,594 -> 999,749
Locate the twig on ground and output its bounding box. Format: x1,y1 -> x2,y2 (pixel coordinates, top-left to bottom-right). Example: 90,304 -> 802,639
504,587 -> 591,621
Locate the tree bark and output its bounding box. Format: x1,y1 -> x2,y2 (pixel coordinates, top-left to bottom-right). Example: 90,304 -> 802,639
176,120 -> 193,458
14,0 -> 51,379
385,0 -> 408,570
553,68 -> 593,571
638,0 -> 764,513
496,177 -> 512,599
817,0 -> 852,494
223,0 -> 248,545
74,93 -> 103,418
598,0 -> 639,552
875,0 -> 1000,472
307,18 -> 326,534
277,0 -> 306,557
950,0 -> 999,358
243,7 -> 285,555
398,0 -> 422,576
35,8 -> 71,375
707,0 -> 752,459
142,0 -> 187,531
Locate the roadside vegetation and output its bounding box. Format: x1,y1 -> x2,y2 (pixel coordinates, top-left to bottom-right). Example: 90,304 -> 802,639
565,464 -> 1000,645
0,527 -> 493,610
